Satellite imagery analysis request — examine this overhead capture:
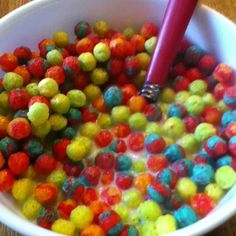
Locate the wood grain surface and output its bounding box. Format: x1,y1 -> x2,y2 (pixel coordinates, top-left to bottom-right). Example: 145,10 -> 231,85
0,0 -> 236,235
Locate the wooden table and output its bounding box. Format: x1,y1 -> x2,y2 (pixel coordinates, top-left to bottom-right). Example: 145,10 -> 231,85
1,0 -> 236,235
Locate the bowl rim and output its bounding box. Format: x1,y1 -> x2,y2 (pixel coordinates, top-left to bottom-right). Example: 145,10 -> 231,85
0,0 -> 236,236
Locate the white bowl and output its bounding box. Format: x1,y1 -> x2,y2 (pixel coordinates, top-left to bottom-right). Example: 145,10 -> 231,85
0,0 -> 236,235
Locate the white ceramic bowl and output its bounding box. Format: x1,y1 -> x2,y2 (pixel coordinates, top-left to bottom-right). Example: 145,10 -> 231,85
0,0 -> 236,235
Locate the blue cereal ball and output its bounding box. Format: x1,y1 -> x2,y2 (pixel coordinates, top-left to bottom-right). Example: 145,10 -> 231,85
191,164 -> 214,186
115,154 -> 132,171
171,159 -> 193,177
193,149 -> 215,167
173,205 -> 198,228
163,144 -> 186,163
224,86 -> 236,109
143,104 -> 162,121
216,155 -> 235,169
0,137 -> 19,157
104,86 -> 123,108
62,177 -> 82,198
221,110 -> 236,127
156,168 -> 178,189
145,134 -> 166,154
168,104 -> 186,118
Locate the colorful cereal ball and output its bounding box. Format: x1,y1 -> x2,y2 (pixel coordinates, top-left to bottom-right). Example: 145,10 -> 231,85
173,76 -> 190,92
51,219 -> 76,236
37,206 -> 58,229
143,104 -> 162,121
134,173 -> 153,195
221,110 -> 236,127
104,86 -> 123,108
168,103 -> 186,118
122,189 -> 142,209
115,154 -> 132,171
109,139 -> 127,153
28,57 -> 48,78
156,214 -> 177,235
34,154 -> 57,175
156,168 -> 178,189
21,198 -> 42,220
172,159 -> 193,177
225,122 -> 236,138
205,183 -> 224,202
8,152 -> 29,175
90,68 -> 109,85
78,52 -> 96,72
0,169 -> 15,191
191,164 -> 214,186
76,37 -> 94,55
101,187 -> 122,205
53,31 -> 69,47
213,63 -> 233,84
124,56 -> 141,76
202,107 -> 221,125
79,166 -> 101,187
184,114 -> 201,132
147,155 -> 168,173
128,112 -> 147,131
50,93 -> 71,114
120,225 -> 139,236
145,134 -> 166,154
98,210 -> 123,236
224,86 -> 236,109
13,65 -> 31,85
12,178 -> 33,201
127,132 -> 145,152
0,115 -> 10,138
3,72 -> 24,91
163,117 -> 185,139
141,22 -> 158,39
38,78 -> 59,98
229,136 -> 236,156
165,193 -> 184,211
204,136 -> 228,158
178,134 -> 199,154
63,56 -> 80,78
95,152 -> 115,170
116,172 -> 133,190
74,21 -> 91,39
81,224 -> 105,236
0,137 -> 19,157
8,89 -> 30,110
45,66 -> 65,85
147,181 -> 170,203
94,20 -> 109,37
176,177 -> 197,201
185,95 -> 205,115
0,53 -> 18,72
194,123 -> 217,143
163,144 -> 185,163
109,38 -> 127,59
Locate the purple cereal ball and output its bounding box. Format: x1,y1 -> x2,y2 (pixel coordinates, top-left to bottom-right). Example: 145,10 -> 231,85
224,86 -> 236,109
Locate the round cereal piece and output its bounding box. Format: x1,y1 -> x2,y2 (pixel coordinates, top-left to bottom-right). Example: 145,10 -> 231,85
93,42 -> 111,62
94,20 -> 109,37
32,120 -> 51,138
115,172 -> 133,190
49,114 -> 67,131
143,104 -> 162,121
225,122 -> 236,138
194,123 -> 217,143
128,112 -> 147,131
145,134 -> 166,154
80,122 -> 100,139
191,164 -> 214,186
90,68 -> 109,85
145,122 -> 162,136
67,89 -> 86,108
137,200 -> 162,221
79,166 -> 101,187
50,93 -> 70,114
47,169 -> 67,187
53,31 -> 69,47
183,115 -> 201,133
165,193 -> 184,211
62,177 -> 82,198
179,134 -> 199,154
163,117 -> 185,139
127,132 -> 145,152
184,45 -> 203,66
3,72 -> 24,91
213,63 -> 233,84
185,95 -> 205,115
136,52 -> 150,70
124,56 -> 141,76
189,79 -> 207,96
52,219 -> 76,236
168,103 -> 186,118
202,93 -> 217,107
21,198 -> 41,220
144,36 -> 157,54
74,21 -> 91,39
111,106 -> 131,123
160,87 -> 176,103
0,136 -> 19,157
155,214 -> 177,235
156,168 -> 178,189
128,95 -> 147,113
66,107 -> 82,125
132,160 -> 147,173
37,206 -> 58,229
229,136 -> 236,156
221,110 -> 236,127
224,86 -> 236,109
175,91 -> 190,104
113,205 -> 130,223
12,178 -> 33,201
123,26 -> 135,39
62,56 -> 80,79
78,52 -> 97,72
109,139 -> 127,153
81,224 -> 105,236
176,177 -> 197,200
46,49 -> 63,66
122,189 -> 142,209
115,154 -> 132,171
101,186 -> 122,205
202,107 -> 221,125
104,86 -> 123,108
0,169 -> 15,191
147,181 -> 170,203
38,78 -> 59,98
205,183 -> 224,202
8,88 -> 30,110
57,199 -> 77,220
0,53 -> 18,72
25,82 -> 39,96
95,152 -> 115,170
140,222 -> 156,236
66,141 -> 87,162
163,143 -> 185,163
84,84 -> 102,102
120,225 -> 139,236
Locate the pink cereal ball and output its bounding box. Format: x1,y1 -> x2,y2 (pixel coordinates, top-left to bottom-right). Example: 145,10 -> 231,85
213,63 -> 234,85
225,122 -> 236,138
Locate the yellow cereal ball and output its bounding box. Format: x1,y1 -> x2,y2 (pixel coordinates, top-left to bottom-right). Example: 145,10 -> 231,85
84,84 -> 102,102
176,177 -> 197,201
136,52 -> 150,70
49,114 -> 68,131
47,169 -> 67,187
52,219 -> 76,236
80,122 -> 100,139
66,141 -> 87,162
12,178 -> 33,201
97,113 -> 112,129
205,183 -> 224,202
94,20 -> 109,37
21,198 -> 41,220
156,214 -> 177,235
70,205 -> 94,230
113,205 -> 130,223
160,88 -> 176,103
53,31 -> 69,48
74,136 -> 92,153
32,120 -> 51,139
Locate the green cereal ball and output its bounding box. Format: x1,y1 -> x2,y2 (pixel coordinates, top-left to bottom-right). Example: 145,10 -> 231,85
84,84 -> 102,102
159,102 -> 169,114
111,106 -> 131,123
160,87 -> 176,103
21,198 -> 41,220
52,219 -> 76,236
93,42 -> 111,62
94,20 -> 109,37
128,112 -> 147,131
74,136 -> 92,153
12,178 -> 33,201
175,91 -> 190,104
67,141 -> 87,162
163,117 -> 185,139
50,93 -> 70,114
202,93 -> 217,106
46,49 -> 63,66
113,205 -> 130,223
53,31 -> 69,48
70,205 -> 93,230
26,82 -> 39,96
216,100 -> 229,113
78,52 -> 97,72
176,177 -> 197,200
179,134 -> 199,153
47,169 -> 67,187
129,213 -> 140,225
189,79 -> 207,96
145,36 -> 157,54
97,113 -> 112,129
136,52 -> 151,70
123,26 -> 135,39
27,102 -> 49,126
122,189 -> 143,209
132,160 -> 147,173
79,122 -> 100,139
0,91 -> 10,110
140,222 -> 156,236
132,70 -> 146,89
90,68 -> 109,85
205,183 -> 224,202
138,200 -> 162,221
38,78 -> 59,98
194,123 -> 217,143
49,114 -> 67,131
215,166 -> 236,190
145,122 -> 162,136
67,89 -> 86,108
185,95 -> 205,115
3,72 -> 24,91
32,120 -> 51,138
155,214 -> 177,235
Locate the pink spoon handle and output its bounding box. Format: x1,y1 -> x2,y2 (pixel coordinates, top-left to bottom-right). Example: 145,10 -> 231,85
141,0 -> 198,101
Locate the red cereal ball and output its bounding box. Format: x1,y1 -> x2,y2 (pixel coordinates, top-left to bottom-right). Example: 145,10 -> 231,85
57,199 -> 77,219
124,56 -> 141,77
0,169 -> 15,191
34,154 -> 57,175
7,118 -> 31,140
13,66 -> 31,85
62,56 -> 80,79
38,38 -> 56,57
28,57 -> 48,78
184,67 -> 202,82
34,182 -> 58,204
8,88 -> 30,110
109,139 -> 127,153
73,72 -> 89,90
128,132 -> 145,152
121,84 -> 138,104
113,123 -> 131,138
37,207 -> 58,229
82,106 -> 98,123
14,46 -> 32,65
213,63 -> 233,85
106,58 -> 124,76
109,38 -> 127,59
31,51 -> 40,58
172,62 -> 186,77
202,107 -> 221,125
184,115 -> 201,133
8,152 -> 29,175
95,152 -> 115,170
147,155 -> 168,173
130,34 -> 145,53
214,83 -> 228,100
53,139 -> 71,161
101,170 -> 115,185
76,37 -> 94,55
225,122 -> 236,139
141,22 -> 158,39
113,73 -> 130,87
173,76 -> 190,92
89,201 -> 110,223
190,193 -> 215,217
115,172 -> 133,190
156,168 -> 178,189
28,96 -> 50,108
198,55 -> 217,75
58,48 -> 70,58
45,66 -> 65,85
95,130 -> 113,148
82,187 -> 99,205
0,53 -> 18,72
74,21 -> 92,39
145,134 -> 166,154
65,43 -> 77,56
224,85 -> 236,109
128,95 -> 147,113
124,41 -> 136,57
63,160 -> 84,177
101,187 -> 122,205
144,104 -> 162,121
79,166 -> 101,187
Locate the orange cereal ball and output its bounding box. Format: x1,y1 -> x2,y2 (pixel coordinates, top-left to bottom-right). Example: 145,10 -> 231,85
34,182 -> 58,204
0,115 -> 10,138
128,95 -> 147,113
81,224 -> 105,236
7,118 -> 31,140
134,173 -> 154,195
89,201 -> 110,222
13,65 -> 31,85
